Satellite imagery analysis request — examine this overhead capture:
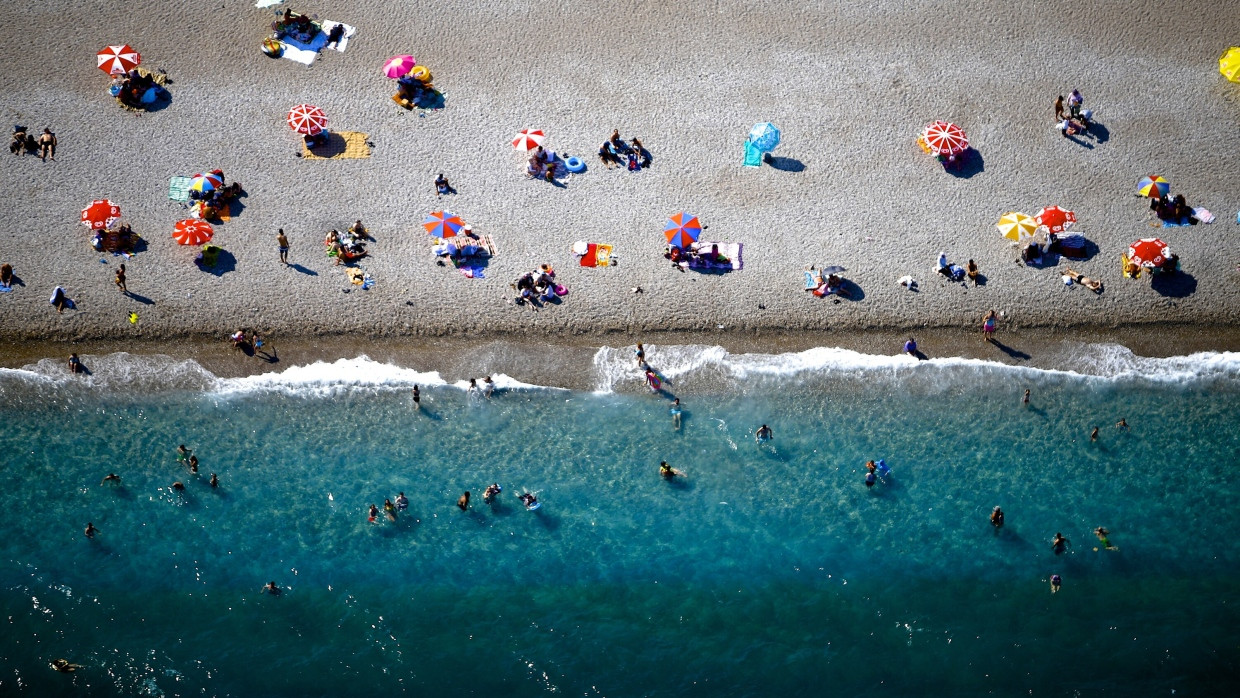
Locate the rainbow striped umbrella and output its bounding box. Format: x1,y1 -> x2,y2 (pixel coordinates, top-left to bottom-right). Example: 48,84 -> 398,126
664,212 -> 702,249
190,172 -> 223,194
1137,175 -> 1169,199
423,211 -> 464,238
383,55 -> 416,79
996,212 -> 1037,242
97,45 -> 140,75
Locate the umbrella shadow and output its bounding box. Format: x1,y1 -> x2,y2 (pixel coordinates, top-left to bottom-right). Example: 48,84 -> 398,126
767,156 -> 805,173
945,148 -> 983,178
1151,270 -> 1197,297
837,279 -> 864,301
988,338 -> 1032,361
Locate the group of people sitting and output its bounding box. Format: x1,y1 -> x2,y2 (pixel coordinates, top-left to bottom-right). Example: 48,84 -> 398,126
664,242 -> 729,270
1149,194 -> 1198,225
525,146 -> 562,182
10,126 -> 55,160
598,129 -> 650,171
1054,89 -> 1092,137
511,264 -> 565,305
805,266 -> 851,298
395,71 -> 435,108
111,69 -> 167,109
325,221 -> 369,265
937,253 -> 980,282
92,223 -> 139,253
271,9 -> 320,43
432,225 -> 487,264
190,169 -> 243,220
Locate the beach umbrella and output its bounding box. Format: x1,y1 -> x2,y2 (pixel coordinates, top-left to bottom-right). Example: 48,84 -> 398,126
748,123 -> 781,153
423,210 -> 464,238
1137,175 -> 1170,199
173,219 -> 213,246
1220,47 -> 1240,83
664,211 -> 702,249
512,129 -> 545,151
1128,238 -> 1170,268
97,45 -> 140,75
81,199 -> 121,230
189,172 -> 223,194
287,104 -> 328,135
382,55 -> 416,79
922,121 -> 968,156
1035,205 -> 1076,233
996,211 -> 1037,241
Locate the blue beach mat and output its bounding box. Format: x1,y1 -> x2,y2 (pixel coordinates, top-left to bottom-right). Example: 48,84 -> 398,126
743,141 -> 762,167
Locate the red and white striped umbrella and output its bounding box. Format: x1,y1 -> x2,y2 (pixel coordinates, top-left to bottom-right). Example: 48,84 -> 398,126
1036,205 -> 1077,233
287,104 -> 328,135
922,121 -> 968,156
173,219 -> 214,246
1128,238 -> 1170,268
97,45 -> 141,75
512,129 -> 545,151
81,199 -> 121,230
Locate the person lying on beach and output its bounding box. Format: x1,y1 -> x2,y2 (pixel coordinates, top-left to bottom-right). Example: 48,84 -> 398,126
38,128 -> 56,161
1063,268 -> 1102,292
1058,117 -> 1088,137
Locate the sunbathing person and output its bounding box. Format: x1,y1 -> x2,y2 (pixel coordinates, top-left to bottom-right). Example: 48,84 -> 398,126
1064,268 -> 1103,292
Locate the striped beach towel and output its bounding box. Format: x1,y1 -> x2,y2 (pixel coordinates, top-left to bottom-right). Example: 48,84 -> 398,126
168,176 -> 192,202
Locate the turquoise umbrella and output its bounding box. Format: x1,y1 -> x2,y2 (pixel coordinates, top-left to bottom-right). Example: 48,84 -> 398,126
748,123 -> 781,153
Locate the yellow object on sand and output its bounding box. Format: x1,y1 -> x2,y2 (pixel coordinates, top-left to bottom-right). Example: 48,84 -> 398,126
1121,254 -> 1142,279
996,212 -> 1037,241
302,131 -> 371,160
916,135 -> 931,154
1220,47 -> 1240,83
128,312 -> 138,324
410,65 -> 432,83
346,268 -> 365,285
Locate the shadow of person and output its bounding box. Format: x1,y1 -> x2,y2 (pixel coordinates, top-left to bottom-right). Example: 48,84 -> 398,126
288,264 -> 317,276
256,346 -> 279,364
1087,121 -> 1109,144
989,339 -> 1032,360
126,292 -> 156,305
912,350 -> 929,361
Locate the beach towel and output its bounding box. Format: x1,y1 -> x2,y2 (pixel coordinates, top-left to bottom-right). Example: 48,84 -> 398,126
1193,207 -> 1214,224
685,242 -> 743,270
319,22 -> 356,52
743,141 -> 762,167
280,32 -> 328,65
301,131 -> 371,159
576,242 -> 613,267
256,0 -> 284,7
168,176 -> 192,203
459,266 -> 485,279
804,269 -> 823,289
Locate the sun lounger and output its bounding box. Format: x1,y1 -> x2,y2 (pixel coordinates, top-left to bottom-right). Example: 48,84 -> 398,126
684,242 -> 742,271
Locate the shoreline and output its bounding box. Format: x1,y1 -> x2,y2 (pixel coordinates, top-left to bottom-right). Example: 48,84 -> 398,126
4,323 -> 1237,392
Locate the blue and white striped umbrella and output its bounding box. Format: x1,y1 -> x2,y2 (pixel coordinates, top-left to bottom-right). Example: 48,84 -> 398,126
748,122 -> 781,153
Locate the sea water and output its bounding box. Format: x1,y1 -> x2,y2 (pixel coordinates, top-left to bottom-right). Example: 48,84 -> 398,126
1,344 -> 1238,696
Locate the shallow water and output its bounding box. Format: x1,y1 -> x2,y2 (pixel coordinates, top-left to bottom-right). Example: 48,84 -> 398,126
1,345 -> 1238,696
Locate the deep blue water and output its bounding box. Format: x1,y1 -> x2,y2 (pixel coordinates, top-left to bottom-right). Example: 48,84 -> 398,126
1,346 -> 1238,696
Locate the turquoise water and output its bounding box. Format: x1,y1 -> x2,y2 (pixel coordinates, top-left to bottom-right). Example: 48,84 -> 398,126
1,346 -> 1238,696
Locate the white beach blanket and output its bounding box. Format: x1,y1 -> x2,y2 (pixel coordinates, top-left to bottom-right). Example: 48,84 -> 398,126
279,22 -> 355,65
255,0 -> 284,7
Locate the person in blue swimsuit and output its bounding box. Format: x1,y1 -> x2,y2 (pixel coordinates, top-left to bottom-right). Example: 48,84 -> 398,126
903,337 -> 917,356
670,398 -> 682,430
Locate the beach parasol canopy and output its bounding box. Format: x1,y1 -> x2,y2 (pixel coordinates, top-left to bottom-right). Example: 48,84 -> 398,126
190,172 -> 223,194
81,199 -> 121,230
1128,238 -> 1170,268
1220,47 -> 1240,83
1137,175 -> 1170,199
748,123 -> 781,153
173,219 -> 213,246
512,129 -> 545,151
423,210 -> 464,238
922,121 -> 968,156
287,104 -> 328,135
996,211 -> 1037,241
382,55 -> 416,79
97,45 -> 140,75
664,211 -> 702,249
1035,205 -> 1076,233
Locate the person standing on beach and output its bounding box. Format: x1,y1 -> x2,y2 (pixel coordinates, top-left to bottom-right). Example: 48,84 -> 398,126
68,353 -> 82,374
276,229 -> 289,265
1054,96 -> 1066,122
1067,89 -> 1083,118
114,264 -> 127,294
982,310 -> 997,343
38,128 -> 56,161
903,337 -> 917,356
635,343 -> 645,366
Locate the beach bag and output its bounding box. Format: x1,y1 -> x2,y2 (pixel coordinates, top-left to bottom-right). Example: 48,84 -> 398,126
262,38 -> 283,58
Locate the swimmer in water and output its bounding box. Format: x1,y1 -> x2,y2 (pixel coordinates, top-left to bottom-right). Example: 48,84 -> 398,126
756,424 -> 773,442
1116,418 -> 1128,429
865,471 -> 876,488
457,491 -> 471,511
384,498 -> 398,521
1052,532 -> 1069,554
396,492 -> 409,510
483,376 -> 495,398
1090,426 -> 1099,441
210,473 -> 218,488
644,369 -> 659,392
670,398 -> 682,430
990,506 -> 1004,529
188,455 -> 199,474
51,658 -> 83,673
176,444 -> 192,462
519,492 -> 538,510
1050,574 -> 1062,593
483,484 -> 501,503
1093,527 -> 1118,551
172,481 -> 185,492
412,385 -> 421,408
101,473 -> 120,485
1023,389 -> 1030,404
263,581 -> 281,595
659,461 -> 683,478
468,378 -> 478,394
84,522 -> 97,539
368,504 -> 379,522
865,460 -> 877,474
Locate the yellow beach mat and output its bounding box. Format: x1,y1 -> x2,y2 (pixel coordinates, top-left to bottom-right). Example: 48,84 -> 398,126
303,131 -> 371,159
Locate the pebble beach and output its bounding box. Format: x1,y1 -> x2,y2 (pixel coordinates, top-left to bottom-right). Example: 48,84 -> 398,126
2,0 -> 1239,347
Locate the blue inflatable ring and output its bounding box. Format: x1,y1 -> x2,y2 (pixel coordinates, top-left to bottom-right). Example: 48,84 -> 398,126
565,156 -> 585,173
